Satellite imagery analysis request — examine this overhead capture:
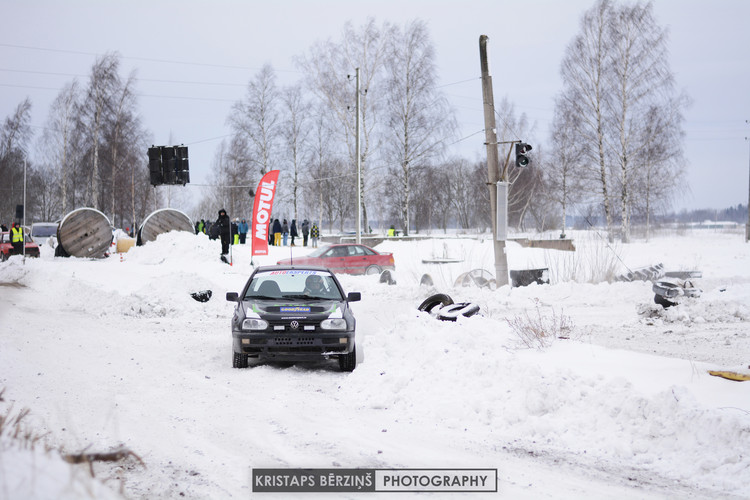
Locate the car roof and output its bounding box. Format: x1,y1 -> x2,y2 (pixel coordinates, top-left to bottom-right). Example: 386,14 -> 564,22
255,264 -> 331,273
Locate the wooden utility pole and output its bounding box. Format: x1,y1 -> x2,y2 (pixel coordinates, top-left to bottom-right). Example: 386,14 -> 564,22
355,67 -> 362,244
479,35 -> 509,287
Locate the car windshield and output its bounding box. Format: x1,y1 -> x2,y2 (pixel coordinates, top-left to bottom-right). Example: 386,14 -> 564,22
32,224 -> 57,237
244,269 -> 343,301
305,246 -> 331,258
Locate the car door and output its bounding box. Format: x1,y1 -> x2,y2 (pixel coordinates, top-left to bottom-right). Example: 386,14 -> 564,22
340,245 -> 370,274
321,246 -> 347,273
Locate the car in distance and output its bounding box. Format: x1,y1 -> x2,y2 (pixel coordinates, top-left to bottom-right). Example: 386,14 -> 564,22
226,265 -> 361,371
277,243 -> 395,276
0,230 -> 40,261
31,222 -> 59,248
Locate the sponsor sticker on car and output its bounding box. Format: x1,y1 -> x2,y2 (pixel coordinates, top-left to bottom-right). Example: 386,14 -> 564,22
280,306 -> 311,313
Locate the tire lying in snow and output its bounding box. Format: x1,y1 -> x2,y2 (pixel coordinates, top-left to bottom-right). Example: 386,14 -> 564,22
418,293 -> 454,313
190,290 -> 213,302
436,302 -> 481,321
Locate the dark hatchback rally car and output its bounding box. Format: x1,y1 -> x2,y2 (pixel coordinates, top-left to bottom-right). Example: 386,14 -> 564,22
277,243 -> 395,276
226,265 -> 361,371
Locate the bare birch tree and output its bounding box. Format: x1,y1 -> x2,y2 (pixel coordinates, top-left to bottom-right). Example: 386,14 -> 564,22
547,98 -> 587,235
40,81 -> 80,215
559,0 -> 617,240
281,83 -> 312,221
228,64 -> 280,177
78,52 -> 122,209
383,19 -> 455,235
296,18 -> 393,233
0,98 -> 33,220
608,1 -> 677,242
558,0 -> 686,241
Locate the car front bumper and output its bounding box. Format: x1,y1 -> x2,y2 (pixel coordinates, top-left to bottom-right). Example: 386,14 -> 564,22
232,330 -> 355,361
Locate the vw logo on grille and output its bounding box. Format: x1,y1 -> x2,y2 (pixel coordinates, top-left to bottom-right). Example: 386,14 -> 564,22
290,320 -> 299,330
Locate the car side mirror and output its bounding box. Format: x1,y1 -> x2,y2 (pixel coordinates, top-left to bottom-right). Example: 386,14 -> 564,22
226,292 -> 239,302
347,292 -> 361,302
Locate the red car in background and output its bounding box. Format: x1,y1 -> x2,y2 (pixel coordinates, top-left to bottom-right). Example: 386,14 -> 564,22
277,243 -> 395,276
0,230 -> 40,261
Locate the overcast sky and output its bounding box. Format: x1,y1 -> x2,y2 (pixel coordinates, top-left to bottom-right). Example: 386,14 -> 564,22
2,0 -> 749,213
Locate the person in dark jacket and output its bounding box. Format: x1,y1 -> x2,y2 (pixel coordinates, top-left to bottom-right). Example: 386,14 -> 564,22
290,219 -> 298,246
282,219 -> 289,246
301,219 -> 310,247
231,218 -> 239,245
272,219 -> 282,246
216,209 -> 231,255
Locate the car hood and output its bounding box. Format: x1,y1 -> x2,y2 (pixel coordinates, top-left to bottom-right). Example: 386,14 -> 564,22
240,299 -> 344,319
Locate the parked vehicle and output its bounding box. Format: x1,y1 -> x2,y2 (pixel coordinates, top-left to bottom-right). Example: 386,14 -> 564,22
277,243 -> 395,275
31,222 -> 59,248
0,230 -> 40,261
226,265 -> 362,371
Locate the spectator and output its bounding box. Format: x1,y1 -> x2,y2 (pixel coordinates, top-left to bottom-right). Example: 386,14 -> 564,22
10,222 -> 24,254
232,218 -> 239,245
272,219 -> 282,246
216,209 -> 231,256
310,222 -> 320,248
238,218 -> 248,244
290,219 -> 298,246
301,219 -> 310,247
282,219 -> 289,246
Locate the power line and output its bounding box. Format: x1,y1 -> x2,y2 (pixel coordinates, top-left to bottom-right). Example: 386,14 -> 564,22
0,42 -> 301,73
0,67 -> 249,88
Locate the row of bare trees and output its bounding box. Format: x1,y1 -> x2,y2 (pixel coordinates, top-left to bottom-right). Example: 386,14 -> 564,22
2,3 -> 687,241
1,53 -> 156,230
544,0 -> 688,242
203,19 -> 457,235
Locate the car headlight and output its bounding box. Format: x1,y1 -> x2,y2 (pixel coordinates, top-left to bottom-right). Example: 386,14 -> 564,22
321,318 -> 347,330
242,318 -> 268,331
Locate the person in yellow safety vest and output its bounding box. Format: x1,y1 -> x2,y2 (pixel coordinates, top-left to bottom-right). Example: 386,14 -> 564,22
10,223 -> 24,254
387,225 -> 396,237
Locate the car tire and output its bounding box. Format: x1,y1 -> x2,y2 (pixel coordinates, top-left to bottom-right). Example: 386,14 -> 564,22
365,265 -> 382,275
379,269 -> 395,285
0,252 -> 7,262
339,345 -> 356,372
437,302 -> 480,321
233,351 -> 248,368
654,293 -> 676,309
418,293 -> 454,314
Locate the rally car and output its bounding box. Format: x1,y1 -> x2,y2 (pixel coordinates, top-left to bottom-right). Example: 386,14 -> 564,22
226,265 -> 361,371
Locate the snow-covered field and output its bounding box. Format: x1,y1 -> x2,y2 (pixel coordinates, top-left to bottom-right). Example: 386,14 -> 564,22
1,228 -> 749,499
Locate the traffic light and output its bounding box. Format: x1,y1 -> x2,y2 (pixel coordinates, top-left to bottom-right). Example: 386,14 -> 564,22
162,146 -> 176,184
515,142 -> 532,168
148,147 -> 163,186
176,146 -> 190,185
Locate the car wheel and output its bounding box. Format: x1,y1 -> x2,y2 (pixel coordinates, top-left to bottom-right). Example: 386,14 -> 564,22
417,293 -> 454,314
233,351 -> 248,368
0,252 -> 7,262
437,302 -> 481,321
339,345 -> 356,372
365,265 -> 382,275
654,294 -> 676,309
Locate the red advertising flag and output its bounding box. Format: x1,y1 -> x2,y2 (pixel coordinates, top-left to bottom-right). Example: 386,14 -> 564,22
251,170 -> 280,256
